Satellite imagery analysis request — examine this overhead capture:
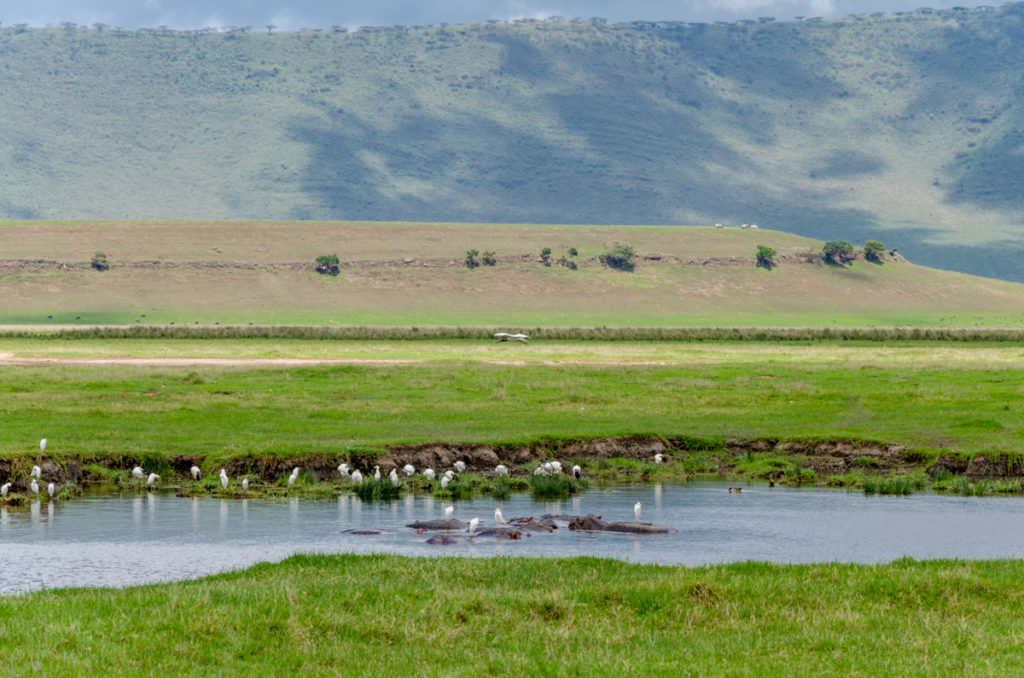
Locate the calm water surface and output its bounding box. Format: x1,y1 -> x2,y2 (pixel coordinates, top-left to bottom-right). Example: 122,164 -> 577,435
3,481 -> 1024,592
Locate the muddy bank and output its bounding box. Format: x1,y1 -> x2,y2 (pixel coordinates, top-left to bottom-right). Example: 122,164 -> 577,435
0,435 -> 1011,487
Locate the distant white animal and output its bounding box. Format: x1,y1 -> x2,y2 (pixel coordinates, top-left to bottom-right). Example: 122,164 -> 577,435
654,454 -> 665,464
542,462 -> 553,474
741,223 -> 749,229
131,466 -> 145,479
242,477 -> 250,491
533,466 -> 549,476
389,468 -> 399,486
288,467 -> 300,486
494,507 -> 506,525
190,465 -> 202,480
444,505 -> 454,522
572,465 -> 581,479
444,470 -> 455,481
338,463 -> 350,477
469,517 -> 479,536
403,464 -> 415,477
30,466 -> 42,479
550,461 -> 563,474
424,468 -> 436,481
291,467 -> 300,477
493,332 -> 529,343
47,483 -> 55,498
373,466 -> 381,481
494,464 -> 508,476
634,501 -> 642,522
1,482 -> 9,497
453,461 -> 466,474
219,469 -> 229,489
30,479 -> 39,495
750,224 -> 759,230
40,438 -> 47,452
147,473 -> 159,486
714,223 -> 723,228
351,469 -> 363,484
440,475 -> 450,489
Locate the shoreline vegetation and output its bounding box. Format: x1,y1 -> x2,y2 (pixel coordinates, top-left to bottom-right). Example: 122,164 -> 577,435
5,553 -> 1024,674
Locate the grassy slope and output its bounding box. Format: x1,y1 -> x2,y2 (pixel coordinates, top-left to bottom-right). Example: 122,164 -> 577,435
0,9 -> 1023,280
3,553 -> 1024,675
0,341 -> 1021,460
1,221 -> 1023,327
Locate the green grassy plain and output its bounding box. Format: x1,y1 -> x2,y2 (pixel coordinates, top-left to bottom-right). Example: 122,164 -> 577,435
0,339 -> 1021,463
4,553 -> 1024,676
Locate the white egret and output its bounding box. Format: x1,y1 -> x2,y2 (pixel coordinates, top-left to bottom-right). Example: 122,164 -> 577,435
494,507 -> 506,525
572,465 -> 582,479
373,466 -> 381,481
30,466 -> 42,479
493,332 -> 529,343
219,469 -> 229,489
444,470 -> 455,481
495,464 -> 508,476
469,517 -> 479,536
131,466 -> 145,479
30,479 -> 39,495
543,462 -> 553,473
389,468 -> 399,486
190,465 -> 202,480
291,466 -> 300,477
47,483 -> 55,498
634,501 -> 642,522
423,468 -> 436,481
351,470 -> 363,484
40,438 -> 47,452
550,461 -> 563,474
654,453 -> 665,464
242,477 -> 249,491
444,505 -> 454,521
403,464 -> 415,477
147,473 -> 159,486
533,466 -> 548,476
453,461 -> 466,473
338,463 -> 350,476
1,482 -> 9,497
288,469 -> 299,486
440,475 -> 450,489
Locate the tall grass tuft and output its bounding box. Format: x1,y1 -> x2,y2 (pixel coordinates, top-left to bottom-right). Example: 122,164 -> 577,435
353,478 -> 402,501
530,475 -> 580,497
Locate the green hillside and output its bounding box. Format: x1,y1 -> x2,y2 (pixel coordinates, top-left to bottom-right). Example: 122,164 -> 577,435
1,6 -> 1023,280
1,220 -> 1022,327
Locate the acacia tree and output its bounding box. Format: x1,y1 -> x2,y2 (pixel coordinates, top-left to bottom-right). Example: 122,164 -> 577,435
864,240 -> 885,263
756,245 -> 777,269
315,254 -> 340,276
823,241 -> 854,265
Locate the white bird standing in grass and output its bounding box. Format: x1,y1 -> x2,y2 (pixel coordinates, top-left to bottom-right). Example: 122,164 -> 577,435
30,479 -> 39,495
30,466 -> 42,479
1,482 -> 10,497
634,501 -> 642,522
131,466 -> 145,479
440,475 -> 450,489
389,468 -> 399,486
495,464 -> 508,476
147,473 -> 159,486
288,468 -> 300,486
47,483 -> 55,498
454,460 -> 466,473
572,465 -> 582,479
219,469 -> 229,489
534,465 -> 548,476
40,439 -> 46,452
351,470 -> 363,484
494,507 -> 506,525
242,477 -> 249,491
543,462 -> 553,474
444,505 -> 454,522
444,470 -> 454,481
373,466 -> 381,481
469,517 -> 479,536
190,465 -> 202,480
654,453 -> 665,464
423,468 -> 436,481
550,461 -> 563,474
493,333 -> 529,343
338,463 -> 350,477
403,464 -> 415,477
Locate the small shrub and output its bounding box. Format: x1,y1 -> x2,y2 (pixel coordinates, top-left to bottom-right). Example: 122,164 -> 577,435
530,474 -> 580,497
481,250 -> 496,266
91,251 -> 109,271
353,478 -> 402,501
600,244 -> 635,272
540,247 -> 552,266
823,241 -> 855,265
464,249 -> 479,269
755,245 -> 777,269
568,247 -> 578,257
315,254 -> 340,276
864,240 -> 885,263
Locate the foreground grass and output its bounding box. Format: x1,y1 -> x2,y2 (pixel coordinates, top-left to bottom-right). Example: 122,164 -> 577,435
2,554 -> 1023,675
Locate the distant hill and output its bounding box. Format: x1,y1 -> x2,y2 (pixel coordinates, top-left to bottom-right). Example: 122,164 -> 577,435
1,6 -> 1023,280
1,221 -> 1022,327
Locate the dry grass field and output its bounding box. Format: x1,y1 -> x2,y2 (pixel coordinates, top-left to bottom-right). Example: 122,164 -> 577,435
1,220 -> 1023,327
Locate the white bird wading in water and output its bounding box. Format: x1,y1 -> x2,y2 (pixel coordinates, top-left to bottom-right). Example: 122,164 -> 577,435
634,501 -> 642,522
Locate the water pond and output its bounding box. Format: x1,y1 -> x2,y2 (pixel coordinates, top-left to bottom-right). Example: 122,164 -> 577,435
3,481 -> 1024,592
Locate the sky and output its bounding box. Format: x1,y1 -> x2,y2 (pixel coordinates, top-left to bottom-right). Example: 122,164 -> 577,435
0,0 -> 972,32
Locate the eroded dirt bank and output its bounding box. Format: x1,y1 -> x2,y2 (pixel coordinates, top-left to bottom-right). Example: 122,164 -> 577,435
0,436 -> 1013,486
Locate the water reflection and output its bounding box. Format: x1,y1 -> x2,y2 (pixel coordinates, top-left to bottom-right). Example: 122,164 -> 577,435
1,482 -> 1024,593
